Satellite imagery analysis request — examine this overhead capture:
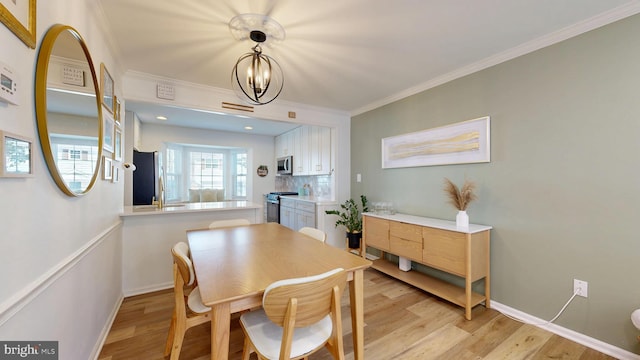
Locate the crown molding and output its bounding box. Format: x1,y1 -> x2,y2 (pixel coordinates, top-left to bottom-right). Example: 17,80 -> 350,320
351,1 -> 640,116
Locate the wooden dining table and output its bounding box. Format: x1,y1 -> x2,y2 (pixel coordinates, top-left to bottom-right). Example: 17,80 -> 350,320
187,222 -> 372,360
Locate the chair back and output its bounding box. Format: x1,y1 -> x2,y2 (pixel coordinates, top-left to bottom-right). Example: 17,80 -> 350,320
299,227 -> 327,243
171,242 -> 195,287
208,218 -> 250,229
263,268 -> 346,328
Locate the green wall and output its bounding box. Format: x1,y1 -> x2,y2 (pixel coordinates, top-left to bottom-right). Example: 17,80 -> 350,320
352,14 -> 640,353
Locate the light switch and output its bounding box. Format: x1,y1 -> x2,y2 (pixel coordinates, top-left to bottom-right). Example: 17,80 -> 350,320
356,173 -> 362,182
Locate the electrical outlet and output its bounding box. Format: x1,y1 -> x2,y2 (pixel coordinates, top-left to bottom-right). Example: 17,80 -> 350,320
574,279 -> 588,298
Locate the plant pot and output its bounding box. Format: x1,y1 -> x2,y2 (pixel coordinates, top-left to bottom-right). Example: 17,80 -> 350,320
346,232 -> 362,249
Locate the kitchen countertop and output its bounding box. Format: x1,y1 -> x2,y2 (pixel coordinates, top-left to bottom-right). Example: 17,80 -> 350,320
279,195 -> 338,205
120,201 -> 262,217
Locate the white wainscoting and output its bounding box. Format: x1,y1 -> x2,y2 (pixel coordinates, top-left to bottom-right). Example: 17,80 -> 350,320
0,221 -> 124,360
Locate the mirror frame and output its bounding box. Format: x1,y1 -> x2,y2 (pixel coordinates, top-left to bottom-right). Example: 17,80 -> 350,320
35,24 -> 104,197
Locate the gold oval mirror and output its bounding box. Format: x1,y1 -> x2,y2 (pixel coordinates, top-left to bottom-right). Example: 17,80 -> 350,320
35,24 -> 103,196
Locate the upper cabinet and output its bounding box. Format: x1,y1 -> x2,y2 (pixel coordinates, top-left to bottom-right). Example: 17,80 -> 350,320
275,129 -> 294,158
309,126 -> 331,175
293,126 -> 309,175
276,125 -> 331,176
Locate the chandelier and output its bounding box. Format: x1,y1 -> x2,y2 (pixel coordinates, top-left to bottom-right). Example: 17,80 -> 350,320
230,14 -> 285,105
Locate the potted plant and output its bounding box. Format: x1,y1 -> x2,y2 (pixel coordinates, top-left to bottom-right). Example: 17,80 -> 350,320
325,195 -> 369,248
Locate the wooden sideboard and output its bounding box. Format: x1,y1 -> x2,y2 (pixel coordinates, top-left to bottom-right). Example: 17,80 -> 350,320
362,213 -> 492,320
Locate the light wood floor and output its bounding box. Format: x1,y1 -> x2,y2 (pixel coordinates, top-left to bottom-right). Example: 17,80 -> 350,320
98,269 -> 615,360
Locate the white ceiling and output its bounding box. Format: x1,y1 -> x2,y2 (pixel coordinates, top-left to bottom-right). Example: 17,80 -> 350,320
99,0 -> 640,134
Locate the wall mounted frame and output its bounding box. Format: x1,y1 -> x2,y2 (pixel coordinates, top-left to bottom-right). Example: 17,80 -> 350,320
102,156 -> 112,180
103,110 -> 114,153
100,63 -> 114,114
382,116 -> 490,169
113,126 -> 122,161
0,0 -> 36,48
0,130 -> 33,177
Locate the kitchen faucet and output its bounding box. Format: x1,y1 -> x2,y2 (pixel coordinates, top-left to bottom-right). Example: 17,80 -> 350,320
157,175 -> 164,209
152,173 -> 165,209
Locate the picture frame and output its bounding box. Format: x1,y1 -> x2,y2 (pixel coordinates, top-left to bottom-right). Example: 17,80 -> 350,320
113,126 -> 122,161
102,156 -> 112,180
0,0 -> 36,48
113,95 -> 121,124
382,116 -> 490,169
100,63 -> 114,114
112,165 -> 119,183
102,110 -> 114,153
0,130 -> 33,177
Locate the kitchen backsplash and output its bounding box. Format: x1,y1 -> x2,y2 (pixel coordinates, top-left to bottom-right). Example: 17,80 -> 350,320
275,175 -> 332,197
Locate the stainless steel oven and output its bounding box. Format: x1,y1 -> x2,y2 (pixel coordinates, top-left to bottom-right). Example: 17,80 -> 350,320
266,192 -> 298,223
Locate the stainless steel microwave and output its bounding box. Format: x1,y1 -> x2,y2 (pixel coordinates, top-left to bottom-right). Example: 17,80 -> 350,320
277,156 -> 293,175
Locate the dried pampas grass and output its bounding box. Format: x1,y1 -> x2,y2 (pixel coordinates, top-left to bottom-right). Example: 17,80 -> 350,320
444,178 -> 477,211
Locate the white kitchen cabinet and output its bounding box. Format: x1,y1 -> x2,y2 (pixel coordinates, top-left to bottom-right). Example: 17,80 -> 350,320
309,126 -> 331,175
279,198 -> 342,247
280,197 -> 316,231
292,126 -> 310,175
294,200 -> 316,230
278,125 -> 330,176
279,198 -> 296,229
275,130 -> 295,158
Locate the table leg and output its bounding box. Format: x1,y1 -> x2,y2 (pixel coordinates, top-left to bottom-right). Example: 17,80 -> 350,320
211,302 -> 231,360
349,269 -> 365,360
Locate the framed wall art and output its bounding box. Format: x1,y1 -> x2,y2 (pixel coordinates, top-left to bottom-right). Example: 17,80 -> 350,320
0,0 -> 36,48
382,116 -> 490,169
102,156 -> 112,180
112,165 -> 119,183
103,110 -> 114,153
0,130 -> 33,177
113,95 -> 121,124
113,126 -> 122,161
100,63 -> 114,114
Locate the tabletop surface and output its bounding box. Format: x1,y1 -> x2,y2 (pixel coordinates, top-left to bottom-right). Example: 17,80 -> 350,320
363,212 -> 492,233
187,223 -> 372,306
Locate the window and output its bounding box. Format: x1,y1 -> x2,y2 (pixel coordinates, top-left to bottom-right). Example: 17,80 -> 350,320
163,143 -> 248,202
190,151 -> 224,189
164,147 -> 181,202
51,136 -> 99,190
233,151 -> 247,197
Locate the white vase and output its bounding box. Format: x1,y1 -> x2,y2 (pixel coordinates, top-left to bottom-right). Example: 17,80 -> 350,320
456,210 -> 469,229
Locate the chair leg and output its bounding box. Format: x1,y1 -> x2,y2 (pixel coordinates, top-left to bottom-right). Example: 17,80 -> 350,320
169,313 -> 187,360
328,286 -> 345,360
163,310 -> 177,356
241,336 -> 252,360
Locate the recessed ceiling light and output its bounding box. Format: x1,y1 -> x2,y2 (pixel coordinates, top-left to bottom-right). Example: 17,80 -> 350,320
156,116 -> 168,120
244,126 -> 253,130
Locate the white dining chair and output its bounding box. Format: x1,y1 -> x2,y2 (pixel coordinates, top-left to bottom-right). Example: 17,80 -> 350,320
299,226 -> 327,243
240,268 -> 347,360
208,218 -> 250,229
164,242 -> 211,360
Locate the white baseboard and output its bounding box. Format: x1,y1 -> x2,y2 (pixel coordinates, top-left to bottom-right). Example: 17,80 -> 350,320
124,282 -> 173,298
491,300 -> 640,360
91,293 -> 124,360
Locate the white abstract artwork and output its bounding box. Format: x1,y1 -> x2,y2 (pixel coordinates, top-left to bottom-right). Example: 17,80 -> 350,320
382,116 -> 490,169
